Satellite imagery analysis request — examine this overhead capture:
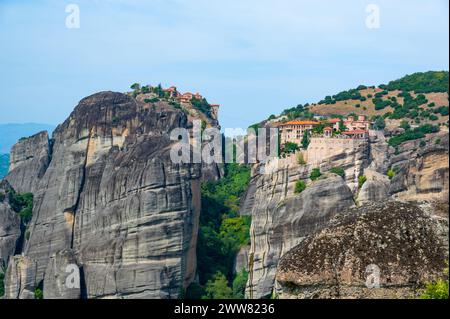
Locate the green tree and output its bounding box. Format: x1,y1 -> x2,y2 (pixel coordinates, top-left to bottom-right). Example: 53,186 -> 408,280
130,83 -> 140,90
400,120 -> 410,130
373,116 -> 386,130
203,272 -> 233,299
301,130 -> 310,149
283,142 -> 299,154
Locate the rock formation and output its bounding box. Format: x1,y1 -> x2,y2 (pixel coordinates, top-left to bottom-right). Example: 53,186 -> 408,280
242,128 -> 449,299
0,181 -> 21,266
389,133 -> 449,202
6,131 -> 51,194
3,91 -> 220,299
242,165 -> 355,298
4,256 -> 38,299
276,201 -> 448,299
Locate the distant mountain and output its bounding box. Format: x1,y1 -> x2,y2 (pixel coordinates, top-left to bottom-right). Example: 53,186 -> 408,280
0,123 -> 55,154
0,154 -> 9,179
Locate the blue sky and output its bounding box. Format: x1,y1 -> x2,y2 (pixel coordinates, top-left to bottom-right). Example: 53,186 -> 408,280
0,0 -> 448,130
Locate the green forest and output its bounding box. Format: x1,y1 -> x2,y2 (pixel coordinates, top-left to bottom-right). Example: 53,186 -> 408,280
187,163 -> 252,299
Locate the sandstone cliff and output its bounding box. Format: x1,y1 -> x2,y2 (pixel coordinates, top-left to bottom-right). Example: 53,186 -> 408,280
3,91 -> 219,299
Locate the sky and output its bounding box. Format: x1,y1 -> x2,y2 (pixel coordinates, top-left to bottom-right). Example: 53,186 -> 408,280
0,0 -> 448,130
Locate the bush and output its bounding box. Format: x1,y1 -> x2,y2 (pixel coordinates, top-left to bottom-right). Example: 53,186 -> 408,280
297,152 -> 306,165
433,106 -> 449,116
294,180 -> 307,194
191,97 -> 212,117
330,167 -> 345,178
400,120 -> 410,130
283,142 -> 299,154
144,98 -> 159,103
373,116 -> 386,130
419,140 -> 426,147
310,168 -> 321,181
387,169 -> 396,180
358,176 -> 367,188
435,138 -> 441,145
112,116 -> 120,125
34,288 -> 43,299
388,124 -> 440,147
8,192 -> 33,225
421,265 -> 449,299
429,114 -> 439,121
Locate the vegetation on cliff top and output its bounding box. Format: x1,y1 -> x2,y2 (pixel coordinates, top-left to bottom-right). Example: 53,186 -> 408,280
381,71 -> 449,94
388,124 -> 440,147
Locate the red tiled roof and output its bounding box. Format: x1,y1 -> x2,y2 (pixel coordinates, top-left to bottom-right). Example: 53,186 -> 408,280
278,120 -> 320,126
342,130 -> 367,135
324,126 -> 333,130
327,118 -> 341,123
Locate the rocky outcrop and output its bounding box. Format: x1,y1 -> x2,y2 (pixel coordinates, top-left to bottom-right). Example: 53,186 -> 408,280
276,201 -> 448,299
4,91 -> 218,299
0,184 -> 21,265
7,131 -> 51,194
243,163 -> 355,298
358,180 -> 389,204
389,134 -> 449,202
4,256 -> 37,299
243,130 -> 448,299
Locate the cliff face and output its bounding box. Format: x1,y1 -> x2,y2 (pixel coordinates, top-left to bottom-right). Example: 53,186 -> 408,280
3,91 -> 216,299
242,162 -> 356,298
0,181 -> 21,266
276,201 -> 448,299
389,134 -> 449,202
6,131 -> 51,194
242,130 -> 449,299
